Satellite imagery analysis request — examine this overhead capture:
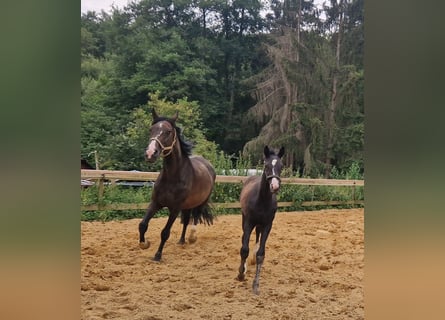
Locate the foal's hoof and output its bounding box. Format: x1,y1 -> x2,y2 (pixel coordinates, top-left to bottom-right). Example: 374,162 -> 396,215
237,274 -> 245,281
252,282 -> 260,295
139,241 -> 150,249
152,253 -> 162,262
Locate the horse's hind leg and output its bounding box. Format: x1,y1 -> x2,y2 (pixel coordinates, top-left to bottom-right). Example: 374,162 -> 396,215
153,210 -> 180,261
178,209 -> 191,245
188,222 -> 197,244
252,223 -> 272,295
188,202 -> 212,244
237,219 -> 254,281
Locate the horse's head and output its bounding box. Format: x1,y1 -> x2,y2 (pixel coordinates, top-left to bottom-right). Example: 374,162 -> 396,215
145,109 -> 178,162
263,146 -> 285,193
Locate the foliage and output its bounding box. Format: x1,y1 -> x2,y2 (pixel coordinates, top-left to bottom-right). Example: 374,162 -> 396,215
121,92 -> 219,171
81,0 -> 364,178
81,184 -> 170,221
243,0 -> 364,178
277,161 -> 364,211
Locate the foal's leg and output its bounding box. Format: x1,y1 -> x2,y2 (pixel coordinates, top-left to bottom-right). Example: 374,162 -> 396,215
250,226 -> 262,265
237,219 -> 254,281
252,223 -> 273,295
153,209 -> 180,261
178,209 -> 191,245
139,202 -> 161,249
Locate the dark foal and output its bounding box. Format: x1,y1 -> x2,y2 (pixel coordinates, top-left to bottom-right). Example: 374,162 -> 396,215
138,109 -> 216,261
237,146 -> 285,294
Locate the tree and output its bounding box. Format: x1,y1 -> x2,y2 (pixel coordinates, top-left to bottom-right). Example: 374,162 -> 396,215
80,0 -> 363,176
243,0 -> 317,170
242,0 -> 363,177
322,0 -> 364,176
115,92 -> 219,171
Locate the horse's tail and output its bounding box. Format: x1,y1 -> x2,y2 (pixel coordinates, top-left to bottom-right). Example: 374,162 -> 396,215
191,201 -> 214,226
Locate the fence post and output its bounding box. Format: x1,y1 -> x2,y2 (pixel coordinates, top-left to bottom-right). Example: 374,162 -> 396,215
98,174 -> 105,210
352,182 -> 356,205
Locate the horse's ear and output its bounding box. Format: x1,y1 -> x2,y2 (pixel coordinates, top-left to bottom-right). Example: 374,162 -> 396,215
264,145 -> 270,158
171,110 -> 179,122
278,146 -> 285,158
151,108 -> 159,121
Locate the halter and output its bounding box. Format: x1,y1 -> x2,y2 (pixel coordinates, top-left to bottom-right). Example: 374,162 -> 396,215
266,174 -> 281,182
149,128 -> 177,157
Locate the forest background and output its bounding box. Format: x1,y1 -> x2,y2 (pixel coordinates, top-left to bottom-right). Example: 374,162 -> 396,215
81,0 -> 363,178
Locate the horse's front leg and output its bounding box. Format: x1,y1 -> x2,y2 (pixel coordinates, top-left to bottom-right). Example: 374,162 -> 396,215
139,202 -> 161,249
250,226 -> 262,265
153,209 -> 180,261
252,223 -> 272,295
237,219 -> 254,281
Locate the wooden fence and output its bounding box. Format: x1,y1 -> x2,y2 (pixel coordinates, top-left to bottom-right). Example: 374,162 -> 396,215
81,169 -> 364,211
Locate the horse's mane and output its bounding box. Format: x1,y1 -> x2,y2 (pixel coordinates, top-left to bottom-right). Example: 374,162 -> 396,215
152,116 -> 194,156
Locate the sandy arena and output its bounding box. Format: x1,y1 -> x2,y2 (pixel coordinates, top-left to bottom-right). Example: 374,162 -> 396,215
81,208 -> 364,319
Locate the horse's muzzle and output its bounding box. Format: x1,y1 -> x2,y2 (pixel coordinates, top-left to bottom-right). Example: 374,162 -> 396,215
269,178 -> 280,193
145,148 -> 159,162
145,139 -> 161,162
270,185 -> 280,193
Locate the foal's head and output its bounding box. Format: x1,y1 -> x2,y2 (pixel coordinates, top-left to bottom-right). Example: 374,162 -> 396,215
145,109 -> 179,162
263,146 -> 285,193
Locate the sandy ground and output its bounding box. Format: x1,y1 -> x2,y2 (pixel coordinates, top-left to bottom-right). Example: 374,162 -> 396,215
81,208 -> 364,319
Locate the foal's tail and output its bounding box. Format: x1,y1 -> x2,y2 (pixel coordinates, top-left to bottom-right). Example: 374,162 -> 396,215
191,201 -> 214,226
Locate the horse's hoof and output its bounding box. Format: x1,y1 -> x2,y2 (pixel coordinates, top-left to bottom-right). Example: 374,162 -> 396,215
237,274 -> 245,281
139,241 -> 150,249
177,239 -> 186,245
153,253 -> 161,262
188,236 -> 197,244
188,229 -> 197,244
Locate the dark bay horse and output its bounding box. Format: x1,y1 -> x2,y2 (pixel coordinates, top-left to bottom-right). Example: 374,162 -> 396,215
139,109 -> 216,261
237,146 -> 285,294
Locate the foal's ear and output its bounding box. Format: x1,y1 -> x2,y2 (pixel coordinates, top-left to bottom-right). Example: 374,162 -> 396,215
151,108 -> 159,121
264,145 -> 271,158
171,110 -> 179,122
278,146 -> 285,158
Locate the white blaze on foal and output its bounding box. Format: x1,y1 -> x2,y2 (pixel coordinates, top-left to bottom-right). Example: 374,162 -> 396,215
270,159 -> 280,191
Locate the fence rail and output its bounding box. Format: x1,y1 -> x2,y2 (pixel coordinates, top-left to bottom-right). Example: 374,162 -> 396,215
81,169 -> 364,211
